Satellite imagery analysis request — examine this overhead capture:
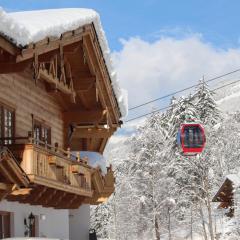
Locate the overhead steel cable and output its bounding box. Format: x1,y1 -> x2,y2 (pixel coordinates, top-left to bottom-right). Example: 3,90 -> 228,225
128,68 -> 240,111
125,78 -> 240,123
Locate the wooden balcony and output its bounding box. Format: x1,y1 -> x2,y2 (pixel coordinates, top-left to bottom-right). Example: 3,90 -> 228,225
0,136 -> 114,208
85,165 -> 115,205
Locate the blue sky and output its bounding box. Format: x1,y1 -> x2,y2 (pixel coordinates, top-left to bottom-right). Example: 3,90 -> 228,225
1,0 -> 240,51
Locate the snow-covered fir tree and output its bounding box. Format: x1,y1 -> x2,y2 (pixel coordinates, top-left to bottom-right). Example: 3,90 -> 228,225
194,78 -> 221,126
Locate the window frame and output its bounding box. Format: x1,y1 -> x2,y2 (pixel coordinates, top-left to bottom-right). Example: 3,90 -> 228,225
33,119 -> 51,145
0,103 -> 15,145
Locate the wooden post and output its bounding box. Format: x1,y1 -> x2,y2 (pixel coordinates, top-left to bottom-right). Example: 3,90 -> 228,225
67,147 -> 71,159
54,142 -> 59,152
33,53 -> 39,83
77,152 -> 80,162
28,131 -> 33,144
83,157 -> 88,165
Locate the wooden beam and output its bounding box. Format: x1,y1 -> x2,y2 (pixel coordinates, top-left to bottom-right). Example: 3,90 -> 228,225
74,76 -> 96,92
63,109 -> 105,124
0,149 -> 29,187
53,192 -> 68,207
56,195 -> 83,209
0,190 -> 10,201
16,27 -> 86,63
83,34 -> 120,123
42,189 -> 57,206
78,92 -> 92,109
11,188 -> 32,196
3,157 -> 29,187
0,163 -> 17,186
30,186 -> 48,203
64,42 -> 82,55
99,138 -> 109,154
72,127 -> 114,139
54,193 -> 76,209
0,36 -> 19,56
28,175 -> 93,197
31,188 -> 54,205
0,183 -> 12,191
43,190 -> 63,207
39,69 -> 74,95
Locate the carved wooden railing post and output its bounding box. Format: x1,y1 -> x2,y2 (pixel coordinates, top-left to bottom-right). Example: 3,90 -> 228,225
83,156 -> 88,165
54,142 -> 59,153
27,131 -> 33,144
77,152 -> 80,162
33,53 -> 39,83
59,44 -> 66,85
67,147 -> 71,159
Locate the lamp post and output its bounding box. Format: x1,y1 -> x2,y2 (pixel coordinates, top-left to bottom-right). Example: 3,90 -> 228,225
24,212 -> 35,237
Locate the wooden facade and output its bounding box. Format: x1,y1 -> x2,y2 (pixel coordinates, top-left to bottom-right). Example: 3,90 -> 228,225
0,23 -> 120,209
212,177 -> 236,217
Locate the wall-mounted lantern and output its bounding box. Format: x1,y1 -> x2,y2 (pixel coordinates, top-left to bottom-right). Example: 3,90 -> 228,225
24,212 -> 35,237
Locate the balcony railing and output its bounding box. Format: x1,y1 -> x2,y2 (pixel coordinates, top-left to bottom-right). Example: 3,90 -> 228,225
0,134 -> 93,198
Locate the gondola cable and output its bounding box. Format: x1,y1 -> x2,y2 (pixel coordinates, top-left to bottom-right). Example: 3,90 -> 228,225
129,68 -> 240,111
125,78 -> 240,123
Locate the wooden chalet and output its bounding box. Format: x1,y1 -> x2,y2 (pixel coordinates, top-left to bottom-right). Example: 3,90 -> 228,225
0,11 -> 123,211
212,174 -> 240,217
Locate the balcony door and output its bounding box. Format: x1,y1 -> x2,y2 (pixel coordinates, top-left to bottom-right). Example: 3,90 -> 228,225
0,211 -> 11,239
33,120 -> 51,145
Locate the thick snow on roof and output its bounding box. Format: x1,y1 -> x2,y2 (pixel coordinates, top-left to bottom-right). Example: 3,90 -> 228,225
0,8 -> 128,117
226,174 -> 240,187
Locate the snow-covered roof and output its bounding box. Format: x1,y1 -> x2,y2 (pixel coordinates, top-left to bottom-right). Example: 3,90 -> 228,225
226,174 -> 240,187
0,8 -> 128,117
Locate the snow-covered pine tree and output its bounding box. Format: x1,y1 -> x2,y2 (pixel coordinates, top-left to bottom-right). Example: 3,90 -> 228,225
194,78 -> 221,126
90,203 -> 113,239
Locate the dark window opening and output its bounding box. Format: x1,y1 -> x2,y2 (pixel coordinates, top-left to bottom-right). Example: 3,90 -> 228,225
183,126 -> 203,148
0,105 -> 15,145
0,211 -> 11,239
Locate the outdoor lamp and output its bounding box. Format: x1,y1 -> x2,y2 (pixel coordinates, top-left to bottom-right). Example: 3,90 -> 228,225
24,212 -> 35,237
28,212 -> 35,226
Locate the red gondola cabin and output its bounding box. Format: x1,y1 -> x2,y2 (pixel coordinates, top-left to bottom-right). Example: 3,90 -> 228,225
177,123 -> 206,155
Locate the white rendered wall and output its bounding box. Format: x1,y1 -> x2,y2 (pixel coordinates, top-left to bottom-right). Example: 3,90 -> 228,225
69,204 -> 90,240
0,200 -> 69,239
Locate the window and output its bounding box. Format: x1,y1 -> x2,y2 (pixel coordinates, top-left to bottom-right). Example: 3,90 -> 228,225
0,211 -> 11,239
183,126 -> 204,148
0,105 -> 15,145
33,120 -> 51,145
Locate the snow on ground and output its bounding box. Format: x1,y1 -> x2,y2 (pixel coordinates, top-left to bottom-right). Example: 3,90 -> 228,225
226,174 -> 240,187
0,7 -> 128,117
217,89 -> 240,112
215,79 -> 240,113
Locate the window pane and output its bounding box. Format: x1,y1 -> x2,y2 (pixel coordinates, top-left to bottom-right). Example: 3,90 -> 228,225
33,121 -> 51,146
184,126 -> 203,148
3,109 -> 13,144
34,125 -> 41,141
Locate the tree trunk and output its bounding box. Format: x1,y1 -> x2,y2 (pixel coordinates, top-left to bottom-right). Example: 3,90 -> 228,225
204,177 -> 214,240
168,208 -> 172,240
190,206 -> 193,240
199,204 -> 208,240
154,214 -> 160,240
